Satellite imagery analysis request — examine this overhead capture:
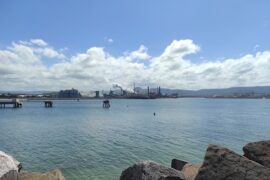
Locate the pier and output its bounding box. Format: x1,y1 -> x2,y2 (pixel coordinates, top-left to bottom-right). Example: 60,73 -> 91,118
0,99 -> 22,108
44,101 -> 53,108
103,100 -> 110,108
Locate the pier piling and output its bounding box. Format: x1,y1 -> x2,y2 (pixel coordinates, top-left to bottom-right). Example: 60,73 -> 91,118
103,100 -> 110,108
44,101 -> 53,108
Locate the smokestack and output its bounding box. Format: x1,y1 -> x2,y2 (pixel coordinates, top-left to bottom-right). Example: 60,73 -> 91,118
147,86 -> 149,95
95,91 -> 100,98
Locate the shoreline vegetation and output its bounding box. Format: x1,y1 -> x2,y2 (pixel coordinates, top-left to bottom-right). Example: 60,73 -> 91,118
1,140 -> 270,180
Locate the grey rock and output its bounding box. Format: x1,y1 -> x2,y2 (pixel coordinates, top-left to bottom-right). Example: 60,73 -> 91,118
195,144 -> 270,180
171,159 -> 188,171
120,161 -> 185,180
19,169 -> 65,180
243,140 -> 270,168
181,164 -> 200,180
0,151 -> 21,180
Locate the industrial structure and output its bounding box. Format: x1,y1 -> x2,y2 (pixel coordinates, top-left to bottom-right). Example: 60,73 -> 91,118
102,84 -> 175,99
58,88 -> 81,98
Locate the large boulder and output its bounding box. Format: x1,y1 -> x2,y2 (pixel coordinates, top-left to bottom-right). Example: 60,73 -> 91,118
243,140 -> 270,168
170,159 -> 200,180
0,151 -> 21,180
171,159 -> 188,171
195,144 -> 270,180
120,161 -> 185,180
19,169 -> 65,180
181,164 -> 200,180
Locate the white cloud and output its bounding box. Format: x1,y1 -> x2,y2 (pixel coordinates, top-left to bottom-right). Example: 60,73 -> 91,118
34,47 -> 66,59
161,39 -> 200,58
30,39 -> 48,46
128,45 -> 151,60
108,38 -> 114,43
0,38 -> 270,91
104,37 -> 114,43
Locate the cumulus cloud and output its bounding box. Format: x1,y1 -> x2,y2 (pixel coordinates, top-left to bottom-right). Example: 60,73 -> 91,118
161,39 -> 200,58
34,47 -> 66,59
0,38 -> 270,91
127,45 -> 151,60
30,39 -> 48,46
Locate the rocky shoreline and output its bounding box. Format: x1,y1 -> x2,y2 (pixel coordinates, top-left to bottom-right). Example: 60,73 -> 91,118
0,151 -> 64,180
120,140 -> 270,180
1,140 -> 270,180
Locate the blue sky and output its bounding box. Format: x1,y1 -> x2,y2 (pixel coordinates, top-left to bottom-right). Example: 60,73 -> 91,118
1,0 -> 269,59
0,0 -> 270,90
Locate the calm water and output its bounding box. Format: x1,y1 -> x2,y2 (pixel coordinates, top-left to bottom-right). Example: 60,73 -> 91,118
1,98 -> 270,179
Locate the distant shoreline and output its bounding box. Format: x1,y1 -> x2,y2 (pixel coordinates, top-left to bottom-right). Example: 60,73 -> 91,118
1,97 -> 269,101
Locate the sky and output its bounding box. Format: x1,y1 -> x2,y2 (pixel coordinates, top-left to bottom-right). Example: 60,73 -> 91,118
0,0 -> 270,91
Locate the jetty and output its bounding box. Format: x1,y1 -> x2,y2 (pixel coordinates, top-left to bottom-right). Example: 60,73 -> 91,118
0,99 -> 22,108
44,101 -> 53,108
103,99 -> 110,108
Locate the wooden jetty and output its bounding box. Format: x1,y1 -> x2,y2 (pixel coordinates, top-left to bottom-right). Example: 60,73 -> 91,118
103,99 -> 110,108
0,99 -> 22,108
44,101 -> 53,108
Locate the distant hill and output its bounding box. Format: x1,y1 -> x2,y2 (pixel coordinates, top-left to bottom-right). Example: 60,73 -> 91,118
0,91 -> 57,95
136,86 -> 270,97
163,86 -> 270,97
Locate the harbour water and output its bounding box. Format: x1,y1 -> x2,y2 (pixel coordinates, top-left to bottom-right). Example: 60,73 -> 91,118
0,98 -> 270,180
